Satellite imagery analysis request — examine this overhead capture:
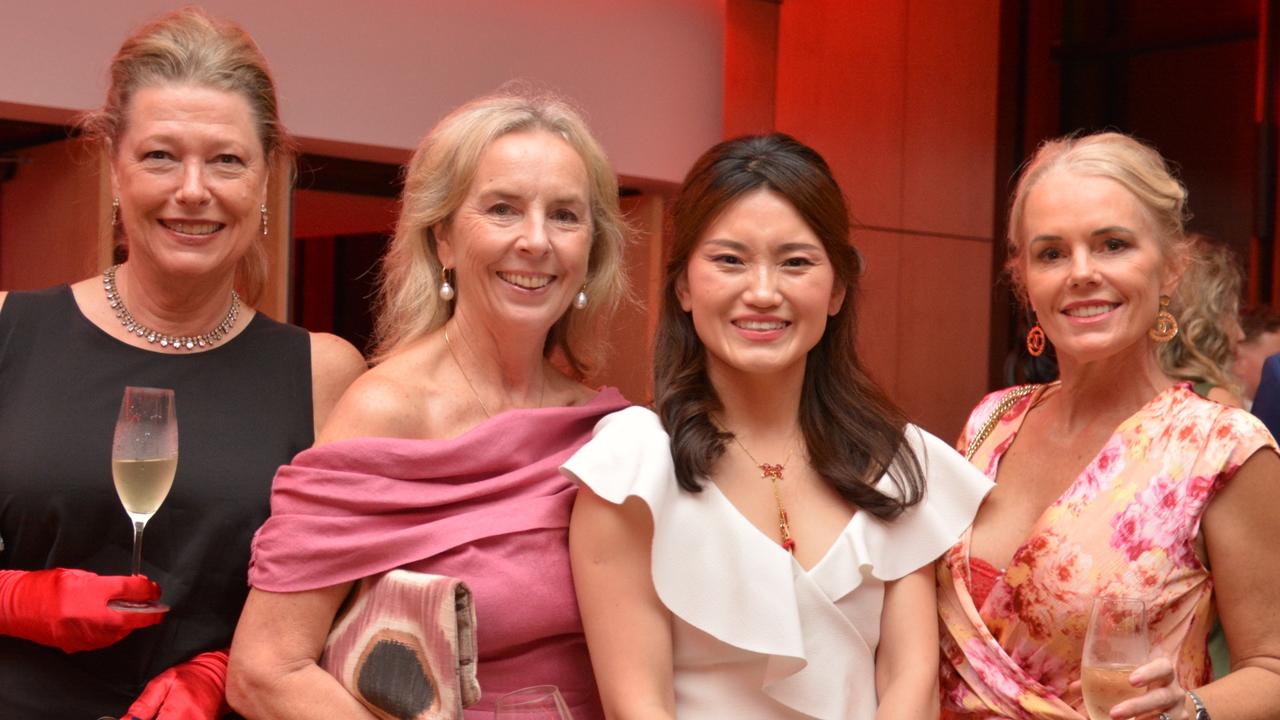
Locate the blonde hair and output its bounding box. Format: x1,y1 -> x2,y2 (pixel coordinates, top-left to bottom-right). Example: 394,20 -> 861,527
371,88 -> 627,375
1006,131 -> 1191,306
1158,234 -> 1244,396
79,7 -> 294,305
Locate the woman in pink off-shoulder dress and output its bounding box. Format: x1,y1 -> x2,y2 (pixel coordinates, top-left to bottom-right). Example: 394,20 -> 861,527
226,89 -> 630,720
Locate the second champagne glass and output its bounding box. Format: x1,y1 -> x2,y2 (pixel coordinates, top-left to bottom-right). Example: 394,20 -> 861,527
493,685 -> 573,719
1081,596 -> 1149,720
108,386 -> 177,613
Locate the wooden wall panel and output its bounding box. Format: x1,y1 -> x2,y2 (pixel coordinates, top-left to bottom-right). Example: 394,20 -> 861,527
724,0 -> 780,138
776,1 -> 907,230
590,193 -> 667,405
293,189 -> 397,239
894,234 -> 993,439
0,137 -> 103,290
850,228 -> 903,392
902,0 -> 1000,238
773,0 -> 999,436
257,155 -> 293,321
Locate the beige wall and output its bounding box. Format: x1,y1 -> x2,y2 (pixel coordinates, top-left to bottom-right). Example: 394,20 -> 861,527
0,1 -> 724,183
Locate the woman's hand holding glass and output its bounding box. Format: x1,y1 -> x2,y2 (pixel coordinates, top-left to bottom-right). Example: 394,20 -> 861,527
1083,597 -> 1188,720
0,568 -> 161,652
1106,656 -> 1190,720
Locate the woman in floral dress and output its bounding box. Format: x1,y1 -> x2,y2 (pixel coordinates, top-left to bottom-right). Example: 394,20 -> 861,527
937,132 -> 1280,719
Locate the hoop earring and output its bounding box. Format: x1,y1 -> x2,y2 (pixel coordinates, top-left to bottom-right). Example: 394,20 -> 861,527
1149,295 -> 1178,343
573,285 -> 588,310
260,203 -> 269,237
111,197 -> 120,226
1026,323 -> 1047,357
439,267 -> 455,301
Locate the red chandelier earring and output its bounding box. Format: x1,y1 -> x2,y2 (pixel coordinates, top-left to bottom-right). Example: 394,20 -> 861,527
1026,322 -> 1047,357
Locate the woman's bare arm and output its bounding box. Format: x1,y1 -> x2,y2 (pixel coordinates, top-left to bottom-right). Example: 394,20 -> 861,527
874,564 -> 940,719
1113,449 -> 1280,719
569,484 -> 676,720
226,583 -> 377,719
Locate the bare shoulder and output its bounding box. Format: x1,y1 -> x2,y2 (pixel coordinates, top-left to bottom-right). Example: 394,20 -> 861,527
0,290 -> 7,314
1206,386 -> 1244,408
309,332 -> 365,376
549,372 -> 610,407
315,355 -> 432,445
308,332 -> 367,434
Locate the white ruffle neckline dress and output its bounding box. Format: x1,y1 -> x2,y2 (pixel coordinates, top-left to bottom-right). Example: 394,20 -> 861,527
562,407 -> 993,719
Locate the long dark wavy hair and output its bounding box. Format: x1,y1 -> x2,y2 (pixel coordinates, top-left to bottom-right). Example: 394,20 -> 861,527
654,133 -> 924,519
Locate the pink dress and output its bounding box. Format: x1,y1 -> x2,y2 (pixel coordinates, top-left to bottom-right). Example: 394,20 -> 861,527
249,388 -> 630,719
937,383 -> 1275,718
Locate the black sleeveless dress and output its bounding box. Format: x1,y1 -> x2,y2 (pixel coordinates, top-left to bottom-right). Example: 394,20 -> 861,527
0,285 -> 314,718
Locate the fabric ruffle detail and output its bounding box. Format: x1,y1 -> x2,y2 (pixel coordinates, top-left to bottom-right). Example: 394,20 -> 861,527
250,388 -> 629,592
562,407 -> 992,719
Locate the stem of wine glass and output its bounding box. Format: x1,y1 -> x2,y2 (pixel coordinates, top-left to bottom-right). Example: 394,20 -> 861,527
130,519 -> 147,576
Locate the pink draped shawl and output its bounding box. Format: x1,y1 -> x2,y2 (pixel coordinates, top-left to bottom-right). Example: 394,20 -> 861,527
249,387 -> 629,719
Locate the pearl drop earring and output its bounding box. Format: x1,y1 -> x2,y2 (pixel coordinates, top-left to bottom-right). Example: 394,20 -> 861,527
439,267 -> 455,301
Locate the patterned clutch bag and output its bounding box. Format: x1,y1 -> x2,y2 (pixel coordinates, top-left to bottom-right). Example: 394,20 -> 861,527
320,569 -> 480,719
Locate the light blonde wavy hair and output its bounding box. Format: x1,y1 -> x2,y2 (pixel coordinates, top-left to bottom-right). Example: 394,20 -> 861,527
1006,131 -> 1192,307
79,7 -> 295,305
1158,234 -> 1244,396
370,89 -> 627,375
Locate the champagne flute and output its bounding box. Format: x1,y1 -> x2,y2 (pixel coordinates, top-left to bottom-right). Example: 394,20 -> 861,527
1081,596 -> 1149,720
108,386 -> 177,613
493,685 -> 574,719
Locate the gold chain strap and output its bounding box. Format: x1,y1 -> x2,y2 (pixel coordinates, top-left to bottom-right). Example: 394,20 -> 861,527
964,385 -> 1040,461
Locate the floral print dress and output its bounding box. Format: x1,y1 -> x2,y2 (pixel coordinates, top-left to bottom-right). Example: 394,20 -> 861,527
936,383 -> 1276,718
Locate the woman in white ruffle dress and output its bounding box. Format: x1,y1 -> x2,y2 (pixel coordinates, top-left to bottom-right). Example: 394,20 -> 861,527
564,133 -> 993,719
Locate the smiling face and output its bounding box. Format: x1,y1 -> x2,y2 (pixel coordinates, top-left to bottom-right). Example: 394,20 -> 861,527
110,83 -> 268,283
677,188 -> 846,383
1020,170 -> 1179,366
437,129 -> 592,337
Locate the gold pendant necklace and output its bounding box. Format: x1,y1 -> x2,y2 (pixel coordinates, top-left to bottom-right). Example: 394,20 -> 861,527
443,324 -> 545,418
730,434 -> 798,554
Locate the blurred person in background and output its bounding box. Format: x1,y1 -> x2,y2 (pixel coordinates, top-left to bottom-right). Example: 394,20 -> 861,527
1157,233 -> 1245,407
1230,305 -> 1280,408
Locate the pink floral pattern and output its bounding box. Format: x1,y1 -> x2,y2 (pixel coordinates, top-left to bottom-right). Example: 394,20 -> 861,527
937,383 -> 1275,718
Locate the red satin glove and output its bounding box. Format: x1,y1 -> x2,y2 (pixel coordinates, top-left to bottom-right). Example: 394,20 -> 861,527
125,649 -> 230,720
0,568 -> 163,652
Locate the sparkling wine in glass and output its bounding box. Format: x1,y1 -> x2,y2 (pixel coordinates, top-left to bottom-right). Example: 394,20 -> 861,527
108,386 -> 177,613
1081,596 -> 1149,720
493,685 -> 574,719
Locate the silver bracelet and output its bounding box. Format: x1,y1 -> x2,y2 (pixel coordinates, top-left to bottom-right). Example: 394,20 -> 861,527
1187,689 -> 1209,720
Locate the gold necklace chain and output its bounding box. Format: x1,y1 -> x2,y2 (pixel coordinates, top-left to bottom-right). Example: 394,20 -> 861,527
730,432 -> 799,554
442,324 -> 545,419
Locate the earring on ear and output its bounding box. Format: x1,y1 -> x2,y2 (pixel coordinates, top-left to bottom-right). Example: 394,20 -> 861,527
1026,322 -> 1047,357
260,203 -> 269,237
439,267 -> 455,301
573,284 -> 588,310
111,197 -> 120,226
1149,295 -> 1179,342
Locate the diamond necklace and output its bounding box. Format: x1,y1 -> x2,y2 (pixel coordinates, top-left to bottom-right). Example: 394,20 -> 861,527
729,432 -> 799,554
103,264 -> 240,351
